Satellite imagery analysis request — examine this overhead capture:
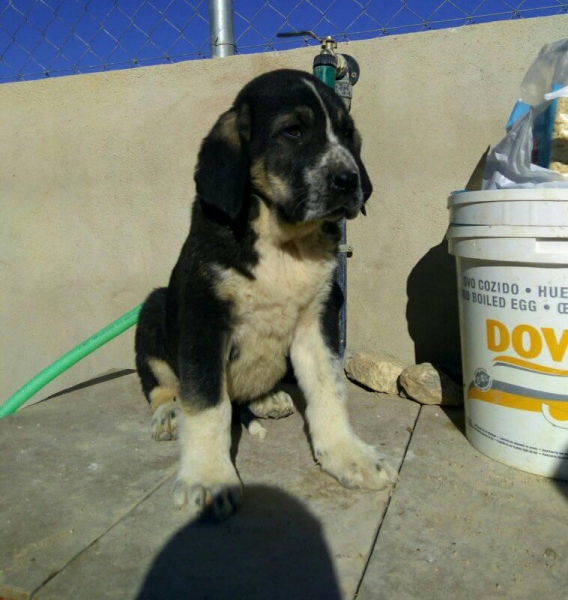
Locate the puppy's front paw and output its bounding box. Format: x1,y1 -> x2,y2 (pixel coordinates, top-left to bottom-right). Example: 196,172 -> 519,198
173,466 -> 242,520
315,438 -> 398,491
151,401 -> 181,441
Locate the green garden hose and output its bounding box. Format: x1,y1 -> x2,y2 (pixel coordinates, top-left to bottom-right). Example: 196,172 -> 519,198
0,305 -> 142,418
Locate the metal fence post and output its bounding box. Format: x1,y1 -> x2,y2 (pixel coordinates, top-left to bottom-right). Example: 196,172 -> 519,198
208,0 -> 235,58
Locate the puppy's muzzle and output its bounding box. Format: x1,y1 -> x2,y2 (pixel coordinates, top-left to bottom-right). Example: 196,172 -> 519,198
328,169 -> 362,219
330,170 -> 359,194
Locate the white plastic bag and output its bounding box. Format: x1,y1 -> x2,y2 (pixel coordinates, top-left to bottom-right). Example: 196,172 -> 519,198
483,39 -> 568,190
517,39 -> 568,106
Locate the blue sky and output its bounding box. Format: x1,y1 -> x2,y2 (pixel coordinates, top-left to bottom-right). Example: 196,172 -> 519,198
1,0 -> 567,82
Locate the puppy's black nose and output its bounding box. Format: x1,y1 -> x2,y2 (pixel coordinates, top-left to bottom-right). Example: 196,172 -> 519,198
330,170 -> 359,193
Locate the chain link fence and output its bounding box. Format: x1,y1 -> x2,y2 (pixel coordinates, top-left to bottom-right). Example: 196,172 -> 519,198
1,1 -> 567,82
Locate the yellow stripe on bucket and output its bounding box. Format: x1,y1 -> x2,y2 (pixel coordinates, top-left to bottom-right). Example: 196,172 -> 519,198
468,387 -> 568,416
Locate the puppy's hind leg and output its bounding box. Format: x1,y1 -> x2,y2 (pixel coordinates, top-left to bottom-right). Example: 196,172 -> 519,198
147,357 -> 181,441
239,405 -> 267,440
149,385 -> 180,441
248,390 -> 294,420
240,389 -> 295,440
135,287 -> 181,441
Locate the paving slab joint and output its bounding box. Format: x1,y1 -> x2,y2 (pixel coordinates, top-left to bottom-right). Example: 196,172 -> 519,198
29,473 -> 175,599
353,404 -> 422,599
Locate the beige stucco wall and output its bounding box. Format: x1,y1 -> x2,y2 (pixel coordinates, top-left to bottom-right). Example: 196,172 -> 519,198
1,15 -> 567,403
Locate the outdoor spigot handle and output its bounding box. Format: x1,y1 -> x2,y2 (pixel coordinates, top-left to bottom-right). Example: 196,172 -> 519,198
276,30 -> 324,43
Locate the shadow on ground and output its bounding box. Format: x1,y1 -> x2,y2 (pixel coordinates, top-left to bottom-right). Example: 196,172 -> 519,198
406,238 -> 461,383
36,368 -> 136,404
135,484 -> 341,600
554,443 -> 568,502
440,407 -> 466,436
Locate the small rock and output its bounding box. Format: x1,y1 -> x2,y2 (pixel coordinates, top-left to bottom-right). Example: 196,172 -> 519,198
399,363 -> 462,406
345,353 -> 405,395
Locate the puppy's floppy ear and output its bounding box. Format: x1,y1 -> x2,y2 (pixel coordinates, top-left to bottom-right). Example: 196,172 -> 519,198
194,103 -> 251,219
356,155 -> 373,216
352,129 -> 373,215
360,161 -> 373,200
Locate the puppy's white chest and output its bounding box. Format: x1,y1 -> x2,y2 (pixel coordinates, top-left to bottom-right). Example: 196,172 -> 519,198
217,238 -> 335,400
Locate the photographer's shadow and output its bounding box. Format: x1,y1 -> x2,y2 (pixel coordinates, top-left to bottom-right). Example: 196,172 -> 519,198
136,484 -> 342,600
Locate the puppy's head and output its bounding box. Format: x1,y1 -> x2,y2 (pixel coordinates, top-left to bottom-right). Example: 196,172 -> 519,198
195,69 -> 372,222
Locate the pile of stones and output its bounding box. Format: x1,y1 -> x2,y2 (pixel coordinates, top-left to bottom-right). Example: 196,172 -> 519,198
344,352 -> 462,406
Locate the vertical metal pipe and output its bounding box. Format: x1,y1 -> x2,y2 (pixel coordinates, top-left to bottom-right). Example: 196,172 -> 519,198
208,0 -> 235,58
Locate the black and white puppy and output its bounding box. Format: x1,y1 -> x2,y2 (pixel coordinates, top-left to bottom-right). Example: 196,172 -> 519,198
135,69 -> 396,520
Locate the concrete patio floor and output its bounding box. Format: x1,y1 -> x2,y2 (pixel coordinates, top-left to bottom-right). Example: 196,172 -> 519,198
1,373 -> 566,600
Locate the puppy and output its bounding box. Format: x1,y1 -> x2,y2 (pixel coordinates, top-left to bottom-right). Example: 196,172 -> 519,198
135,69 -> 396,520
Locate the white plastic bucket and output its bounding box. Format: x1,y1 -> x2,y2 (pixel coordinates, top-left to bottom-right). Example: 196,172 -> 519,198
448,190 -> 568,479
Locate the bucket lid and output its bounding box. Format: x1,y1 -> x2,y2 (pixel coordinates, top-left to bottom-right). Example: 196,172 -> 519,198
448,235 -> 568,264
448,189 -> 568,208
447,225 -> 568,239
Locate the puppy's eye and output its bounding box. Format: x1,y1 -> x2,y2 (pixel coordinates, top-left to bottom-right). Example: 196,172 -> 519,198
344,127 -> 354,140
281,125 -> 303,140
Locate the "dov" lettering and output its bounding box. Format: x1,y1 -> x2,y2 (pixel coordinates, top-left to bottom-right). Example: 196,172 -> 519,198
486,319 -> 568,363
